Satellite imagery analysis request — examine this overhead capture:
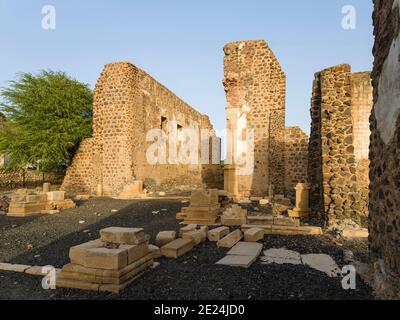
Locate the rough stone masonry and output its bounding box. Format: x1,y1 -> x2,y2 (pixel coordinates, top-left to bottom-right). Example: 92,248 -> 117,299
223,40 -> 287,199
62,62 -> 223,197
369,0 -> 400,299
308,65 -> 372,226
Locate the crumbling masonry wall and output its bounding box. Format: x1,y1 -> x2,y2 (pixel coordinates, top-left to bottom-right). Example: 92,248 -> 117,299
308,65 -> 372,226
369,0 -> 400,299
62,62 -> 223,196
223,40 -> 286,198
284,127 -> 309,200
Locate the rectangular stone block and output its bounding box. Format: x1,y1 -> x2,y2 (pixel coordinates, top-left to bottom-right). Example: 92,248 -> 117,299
221,217 -> 246,226
342,228 -> 368,238
73,247 -> 128,270
179,224 -> 197,237
120,242 -> 149,264
59,257 -> 153,286
155,231 -> 177,247
182,230 -> 206,245
7,202 -> 47,216
62,253 -> 153,278
207,226 -> 230,242
217,229 -> 243,248
161,238 -> 194,258
227,242 -> 263,257
244,228 -> 265,242
26,194 -> 47,203
100,227 -> 147,245
216,255 -> 257,269
56,275 -> 100,292
46,191 -> 65,201
148,244 -> 161,259
0,263 -> 31,273
247,215 -> 274,226
242,224 -> 323,236
273,216 -> 300,227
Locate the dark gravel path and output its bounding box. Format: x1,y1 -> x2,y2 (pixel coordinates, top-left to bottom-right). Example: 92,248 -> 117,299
0,198 -> 373,300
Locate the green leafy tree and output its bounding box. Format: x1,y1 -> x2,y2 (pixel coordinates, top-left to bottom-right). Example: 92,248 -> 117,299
0,70 -> 93,171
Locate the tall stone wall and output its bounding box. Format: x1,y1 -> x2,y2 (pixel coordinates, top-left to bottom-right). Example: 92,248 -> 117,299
308,65 -> 372,226
369,0 -> 400,299
62,62 -> 223,196
223,40 -> 286,199
284,127 -> 309,200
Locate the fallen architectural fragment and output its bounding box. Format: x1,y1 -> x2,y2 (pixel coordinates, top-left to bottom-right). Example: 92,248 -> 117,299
155,231 -> 177,247
243,228 -> 265,242
180,189 -> 222,225
241,224 -> 323,236
182,230 -> 207,246
216,242 -> 263,268
217,229 -> 243,248
179,224 -> 197,237
57,227 -> 153,294
308,65 -> 372,226
221,204 -> 247,226
160,238 -> 195,258
7,189 -> 75,217
207,226 -> 230,242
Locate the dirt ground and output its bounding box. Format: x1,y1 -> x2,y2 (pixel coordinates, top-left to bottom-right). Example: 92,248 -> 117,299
0,198 -> 373,300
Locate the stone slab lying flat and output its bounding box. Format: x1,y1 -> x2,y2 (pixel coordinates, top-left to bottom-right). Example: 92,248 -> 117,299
216,255 -> 257,268
0,263 -> 31,273
273,216 -> 300,227
342,228 -> 368,238
241,224 -> 323,236
260,248 -> 302,265
244,228 -> 264,242
100,227 -> 148,245
161,238 -> 194,258
207,226 -> 230,242
247,215 -> 274,226
227,242 -> 263,257
217,229 -> 243,248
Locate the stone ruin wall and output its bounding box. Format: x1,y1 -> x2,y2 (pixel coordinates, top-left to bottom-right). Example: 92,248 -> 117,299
62,62 -> 223,196
284,127 -> 309,200
223,40 -> 286,198
308,65 -> 372,226
369,0 -> 400,299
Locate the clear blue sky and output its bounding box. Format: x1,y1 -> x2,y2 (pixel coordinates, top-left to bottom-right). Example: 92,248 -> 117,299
0,0 -> 374,134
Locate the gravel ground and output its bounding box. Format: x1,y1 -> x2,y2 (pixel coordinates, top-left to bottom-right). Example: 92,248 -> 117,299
0,198 -> 373,300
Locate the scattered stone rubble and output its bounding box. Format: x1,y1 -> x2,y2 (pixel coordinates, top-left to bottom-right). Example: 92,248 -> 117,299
7,186 -> 76,217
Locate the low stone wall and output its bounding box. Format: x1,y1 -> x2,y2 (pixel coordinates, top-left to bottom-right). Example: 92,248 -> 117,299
369,0 -> 400,299
0,169 -> 65,191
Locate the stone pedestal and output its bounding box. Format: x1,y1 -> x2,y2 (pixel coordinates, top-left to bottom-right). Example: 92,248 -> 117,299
288,183 -> 311,218
43,183 -> 51,193
224,165 -> 240,200
180,189 -> 222,225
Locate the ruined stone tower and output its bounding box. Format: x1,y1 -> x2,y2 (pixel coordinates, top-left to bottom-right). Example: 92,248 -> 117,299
223,40 -> 286,199
308,65 -> 372,226
369,0 -> 400,299
62,62 -> 223,197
